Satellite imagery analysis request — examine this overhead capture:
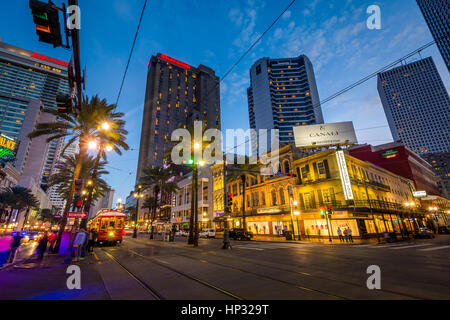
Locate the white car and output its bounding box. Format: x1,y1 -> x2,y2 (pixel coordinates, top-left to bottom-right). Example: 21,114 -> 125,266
176,230 -> 189,237
199,228 -> 216,238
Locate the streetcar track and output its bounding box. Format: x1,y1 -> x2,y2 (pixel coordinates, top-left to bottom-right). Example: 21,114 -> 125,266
125,248 -> 244,300
125,238 -> 432,300
101,249 -> 165,300
124,242 -> 343,300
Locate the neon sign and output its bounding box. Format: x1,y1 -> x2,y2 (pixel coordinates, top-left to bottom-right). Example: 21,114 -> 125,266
30,52 -> 69,67
160,54 -> 191,70
382,149 -> 399,159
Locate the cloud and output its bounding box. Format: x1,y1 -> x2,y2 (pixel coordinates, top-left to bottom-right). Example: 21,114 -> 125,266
282,10 -> 291,19
229,8 -> 244,27
113,0 -> 135,21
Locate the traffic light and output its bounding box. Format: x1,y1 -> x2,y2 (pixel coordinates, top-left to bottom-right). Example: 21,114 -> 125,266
56,93 -> 73,114
320,206 -> 325,217
226,193 -> 233,207
328,205 -> 333,215
288,173 -> 297,178
29,0 -> 62,48
73,179 -> 83,199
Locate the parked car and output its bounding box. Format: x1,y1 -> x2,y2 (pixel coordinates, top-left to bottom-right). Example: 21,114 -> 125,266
438,226 -> 450,234
176,230 -> 189,237
199,228 -> 216,238
229,228 -> 253,241
413,228 -> 435,239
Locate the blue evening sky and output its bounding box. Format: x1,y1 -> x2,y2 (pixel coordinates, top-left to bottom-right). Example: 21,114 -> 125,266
1,0 -> 449,204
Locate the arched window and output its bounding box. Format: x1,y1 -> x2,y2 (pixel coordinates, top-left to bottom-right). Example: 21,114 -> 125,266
271,189 -> 277,206
279,188 -> 286,205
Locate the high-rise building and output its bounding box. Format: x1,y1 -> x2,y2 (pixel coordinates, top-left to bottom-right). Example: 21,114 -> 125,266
89,189 -> 115,219
377,57 -> 450,155
247,55 -> 323,151
417,0 -> 450,72
421,152 -> 450,199
136,53 -> 220,179
0,40 -> 69,190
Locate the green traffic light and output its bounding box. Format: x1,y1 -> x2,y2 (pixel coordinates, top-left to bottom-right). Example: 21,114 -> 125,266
187,159 -> 194,165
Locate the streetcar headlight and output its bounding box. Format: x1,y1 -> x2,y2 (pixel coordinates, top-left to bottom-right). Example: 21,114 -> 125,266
109,232 -> 114,236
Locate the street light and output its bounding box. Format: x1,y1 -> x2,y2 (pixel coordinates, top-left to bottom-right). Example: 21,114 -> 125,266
294,211 -> 301,241
105,145 -> 113,152
133,187 -> 144,239
88,140 -> 97,150
101,122 -> 110,131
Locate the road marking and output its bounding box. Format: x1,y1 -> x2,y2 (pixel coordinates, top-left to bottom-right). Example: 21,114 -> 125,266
418,245 -> 450,252
389,244 -> 433,250
234,246 -> 264,251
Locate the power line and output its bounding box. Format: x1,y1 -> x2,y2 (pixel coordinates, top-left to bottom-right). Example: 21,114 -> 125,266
115,0 -> 148,108
222,41 -> 437,154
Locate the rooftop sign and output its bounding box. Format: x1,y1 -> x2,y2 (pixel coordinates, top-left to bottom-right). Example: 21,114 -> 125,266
160,54 -> 191,70
294,122 -> 357,149
30,52 -> 68,67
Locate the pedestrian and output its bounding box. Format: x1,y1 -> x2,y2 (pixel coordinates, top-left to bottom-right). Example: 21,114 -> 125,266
0,234 -> 13,267
47,232 -> 57,253
72,229 -> 87,262
36,232 -> 49,260
337,227 -> 344,243
347,227 -> 353,243
86,229 -> 96,253
9,232 -> 23,263
343,228 -> 348,243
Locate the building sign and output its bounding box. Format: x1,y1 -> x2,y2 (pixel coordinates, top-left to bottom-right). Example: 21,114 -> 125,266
382,149 -> 399,159
413,191 -> 427,198
257,208 -> 282,214
293,122 -> 357,148
336,150 -> 354,200
160,54 -> 191,70
68,212 -> 87,218
0,134 -> 16,151
0,134 -> 16,164
30,52 -> 69,67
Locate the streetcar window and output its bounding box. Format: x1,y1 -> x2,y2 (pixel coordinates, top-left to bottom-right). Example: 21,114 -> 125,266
109,220 -> 115,228
100,220 -> 107,230
117,219 -> 124,229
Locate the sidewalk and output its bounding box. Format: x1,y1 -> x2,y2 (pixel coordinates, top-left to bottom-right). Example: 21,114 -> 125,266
251,234 -> 382,245
0,252 -> 109,300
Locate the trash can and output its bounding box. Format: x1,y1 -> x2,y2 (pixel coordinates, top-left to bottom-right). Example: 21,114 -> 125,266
285,231 -> 293,241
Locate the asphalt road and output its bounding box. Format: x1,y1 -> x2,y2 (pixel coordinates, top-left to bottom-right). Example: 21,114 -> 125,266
94,234 -> 450,300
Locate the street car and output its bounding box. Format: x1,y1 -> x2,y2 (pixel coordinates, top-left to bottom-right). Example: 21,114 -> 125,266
437,226 -> 450,234
413,228 -> 435,239
228,228 -> 253,241
199,228 -> 216,238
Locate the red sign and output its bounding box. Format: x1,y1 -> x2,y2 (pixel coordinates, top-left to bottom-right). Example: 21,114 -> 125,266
68,212 -> 87,218
160,54 -> 191,70
30,52 -> 69,67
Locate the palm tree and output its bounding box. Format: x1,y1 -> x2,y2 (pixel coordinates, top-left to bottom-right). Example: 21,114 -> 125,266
48,153 -> 110,203
2,187 -> 40,230
0,191 -> 13,223
28,95 -> 126,244
226,158 -> 260,233
141,196 -> 157,232
139,166 -> 179,239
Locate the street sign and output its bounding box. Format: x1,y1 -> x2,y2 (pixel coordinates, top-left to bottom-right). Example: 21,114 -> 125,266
68,212 -> 87,218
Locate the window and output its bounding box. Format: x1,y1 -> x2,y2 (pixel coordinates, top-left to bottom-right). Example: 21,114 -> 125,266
271,190 -> 277,206
279,189 -> 286,205
256,64 -> 261,75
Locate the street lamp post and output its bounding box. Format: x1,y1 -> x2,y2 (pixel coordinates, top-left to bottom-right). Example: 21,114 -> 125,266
222,160 -> 231,250
133,185 -> 144,239
294,211 -> 301,241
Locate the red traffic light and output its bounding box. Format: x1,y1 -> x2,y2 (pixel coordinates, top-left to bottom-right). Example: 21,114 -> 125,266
328,205 -> 333,209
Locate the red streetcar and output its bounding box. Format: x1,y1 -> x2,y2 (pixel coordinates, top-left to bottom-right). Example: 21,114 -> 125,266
89,209 -> 126,245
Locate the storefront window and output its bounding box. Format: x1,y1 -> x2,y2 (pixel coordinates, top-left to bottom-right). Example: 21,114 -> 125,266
248,221 -> 270,235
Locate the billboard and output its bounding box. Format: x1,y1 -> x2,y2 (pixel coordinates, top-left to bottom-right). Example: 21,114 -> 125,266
293,122 -> 357,148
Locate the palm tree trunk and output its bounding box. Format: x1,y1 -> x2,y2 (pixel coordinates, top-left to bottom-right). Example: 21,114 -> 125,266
241,175 -> 246,233
55,144 -> 86,252
150,188 -> 158,239
20,207 -> 31,231
80,147 -> 102,228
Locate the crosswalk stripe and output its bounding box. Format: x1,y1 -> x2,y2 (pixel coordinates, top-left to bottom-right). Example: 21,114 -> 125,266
418,245 -> 450,252
389,244 -> 433,250
234,246 -> 264,251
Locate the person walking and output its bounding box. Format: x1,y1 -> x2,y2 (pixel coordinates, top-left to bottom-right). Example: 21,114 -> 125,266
347,227 -> 354,243
337,227 -> 344,243
72,229 -> 87,262
343,228 -> 349,243
0,234 -> 13,268
86,229 -> 96,253
36,232 -> 49,260
47,232 -> 57,253
9,232 -> 23,263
